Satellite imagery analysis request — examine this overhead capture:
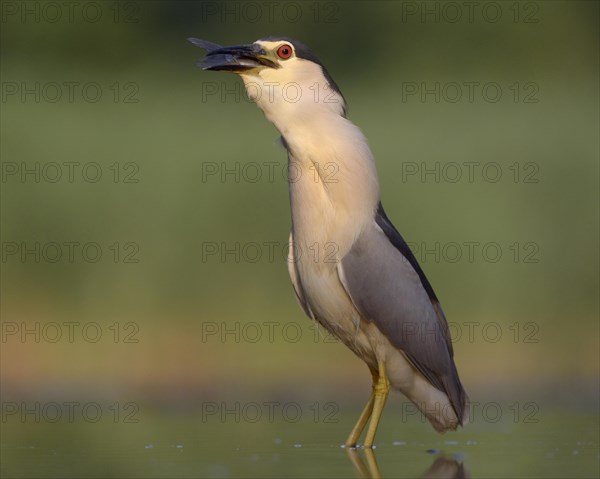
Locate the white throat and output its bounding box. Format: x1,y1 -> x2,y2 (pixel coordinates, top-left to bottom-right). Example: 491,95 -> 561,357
240,65 -> 380,257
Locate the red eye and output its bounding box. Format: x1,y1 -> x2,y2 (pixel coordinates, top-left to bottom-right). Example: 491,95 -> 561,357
277,44 -> 293,59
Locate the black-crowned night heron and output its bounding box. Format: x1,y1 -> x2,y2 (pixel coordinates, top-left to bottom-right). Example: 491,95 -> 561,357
189,36 -> 469,447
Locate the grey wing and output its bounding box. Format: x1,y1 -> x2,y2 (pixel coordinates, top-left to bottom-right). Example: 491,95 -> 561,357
287,232 -> 315,320
337,211 -> 467,422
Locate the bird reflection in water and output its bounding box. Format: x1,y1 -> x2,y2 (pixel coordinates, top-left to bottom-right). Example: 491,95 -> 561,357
345,447 -> 470,479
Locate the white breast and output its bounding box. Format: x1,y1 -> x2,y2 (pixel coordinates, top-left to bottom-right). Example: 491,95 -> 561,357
285,124 -> 378,361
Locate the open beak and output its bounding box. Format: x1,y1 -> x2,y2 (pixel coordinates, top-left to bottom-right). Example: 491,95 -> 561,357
188,38 -> 278,72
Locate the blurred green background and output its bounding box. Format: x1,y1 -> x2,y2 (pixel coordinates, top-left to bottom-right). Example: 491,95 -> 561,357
1,1 -> 599,477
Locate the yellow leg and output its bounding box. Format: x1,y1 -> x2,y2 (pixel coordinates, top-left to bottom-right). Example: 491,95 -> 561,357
363,361 -> 390,448
345,391 -> 375,447
345,367 -> 378,447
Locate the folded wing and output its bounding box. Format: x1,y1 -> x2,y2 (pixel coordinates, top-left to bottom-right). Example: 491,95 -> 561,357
338,203 -> 467,422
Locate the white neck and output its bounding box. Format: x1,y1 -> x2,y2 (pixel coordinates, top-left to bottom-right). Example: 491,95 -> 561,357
241,70 -> 380,255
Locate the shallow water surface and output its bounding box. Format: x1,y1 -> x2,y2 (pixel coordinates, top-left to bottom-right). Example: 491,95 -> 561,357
2,408 -> 598,478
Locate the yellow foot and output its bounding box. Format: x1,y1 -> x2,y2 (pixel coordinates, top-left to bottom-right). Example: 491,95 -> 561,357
345,361 -> 390,448
363,361 -> 390,448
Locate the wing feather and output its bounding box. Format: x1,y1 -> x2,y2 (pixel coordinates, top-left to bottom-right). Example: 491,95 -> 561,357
338,205 -> 467,422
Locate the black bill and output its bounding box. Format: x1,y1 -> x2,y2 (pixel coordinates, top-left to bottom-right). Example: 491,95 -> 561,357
188,38 -> 278,72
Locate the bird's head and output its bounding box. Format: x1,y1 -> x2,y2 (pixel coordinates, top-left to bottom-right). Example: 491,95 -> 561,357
189,36 -> 347,123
